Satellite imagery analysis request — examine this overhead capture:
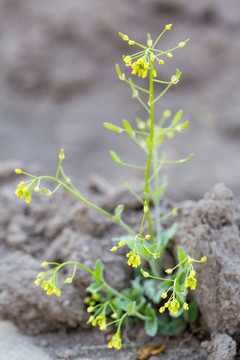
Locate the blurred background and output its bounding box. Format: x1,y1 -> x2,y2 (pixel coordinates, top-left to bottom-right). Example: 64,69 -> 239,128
0,0 -> 240,201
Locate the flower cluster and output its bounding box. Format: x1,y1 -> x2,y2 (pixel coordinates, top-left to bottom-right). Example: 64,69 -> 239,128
119,25 -> 188,81
167,298 -> 180,315
130,57 -> 150,79
87,312 -> 107,331
110,240 -> 126,252
35,273 -> 61,297
123,55 -> 157,79
184,271 -> 197,290
15,180 -> 32,203
108,333 -> 122,350
126,250 -> 141,268
159,296 -> 182,316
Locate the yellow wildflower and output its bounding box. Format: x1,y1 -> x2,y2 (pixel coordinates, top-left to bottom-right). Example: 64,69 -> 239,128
165,24 -> 172,30
108,333 -> 122,350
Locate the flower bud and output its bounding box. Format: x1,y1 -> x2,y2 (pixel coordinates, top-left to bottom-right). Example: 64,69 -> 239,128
59,149 -> 65,160
110,246 -> 118,252
41,261 -> 49,267
165,24 -> 172,30
178,42 -> 185,48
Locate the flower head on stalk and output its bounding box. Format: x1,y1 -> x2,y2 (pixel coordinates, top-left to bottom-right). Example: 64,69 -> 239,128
119,27 -> 189,80
108,332 -> 122,350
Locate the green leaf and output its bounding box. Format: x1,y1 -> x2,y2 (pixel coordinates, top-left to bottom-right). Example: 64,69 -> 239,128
183,300 -> 199,323
114,204 -> 124,218
142,279 -> 157,301
112,235 -> 132,243
86,282 -> 104,293
172,110 -> 183,126
159,317 -> 187,336
122,119 -> 135,138
179,153 -> 194,163
41,188 -> 51,196
146,139 -> 152,149
127,301 -> 137,314
144,304 -> 158,337
130,278 -> 144,297
103,122 -> 123,133
149,176 -> 168,203
154,280 -> 173,303
177,247 -> 188,264
180,121 -> 188,130
110,150 -> 122,164
115,298 -> 128,312
160,223 -> 178,249
115,64 -> 125,80
175,277 -> 188,298
93,260 -> 104,282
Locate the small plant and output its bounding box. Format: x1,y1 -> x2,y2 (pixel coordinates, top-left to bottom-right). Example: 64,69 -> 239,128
15,25 -> 206,350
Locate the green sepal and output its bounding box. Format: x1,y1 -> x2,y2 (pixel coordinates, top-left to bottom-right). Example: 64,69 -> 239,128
104,122 -> 123,133
146,139 -> 152,149
177,153 -> 194,164
122,119 -> 135,138
180,121 -> 188,130
41,188 -> 51,195
119,32 -> 126,39
110,150 -> 122,164
115,64 -> 125,80
114,204 -> 124,217
171,109 -> 183,126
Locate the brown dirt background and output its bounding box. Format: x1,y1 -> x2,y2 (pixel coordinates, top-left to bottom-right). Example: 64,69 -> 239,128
0,0 -> 240,201
0,1 -> 240,359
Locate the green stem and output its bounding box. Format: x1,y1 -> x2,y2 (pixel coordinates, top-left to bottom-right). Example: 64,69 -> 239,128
152,29 -> 167,48
153,129 -> 161,241
139,212 -> 146,236
135,95 -> 150,114
56,159 -> 62,179
124,78 -> 150,94
153,83 -> 172,104
153,79 -> 171,84
121,162 -> 146,170
144,59 -> 155,239
56,261 -> 95,277
39,176 -> 135,236
55,261 -> 130,301
103,282 -> 129,301
135,312 -> 151,321
149,258 -> 160,276
125,182 -> 144,205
